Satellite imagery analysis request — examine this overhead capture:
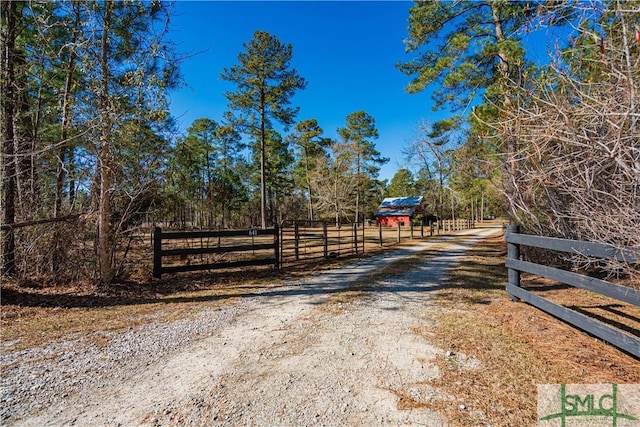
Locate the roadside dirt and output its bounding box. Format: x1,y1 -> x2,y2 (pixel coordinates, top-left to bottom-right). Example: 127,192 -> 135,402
5,228 -> 499,426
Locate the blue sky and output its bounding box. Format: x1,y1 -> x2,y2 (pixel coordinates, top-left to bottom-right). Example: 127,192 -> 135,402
166,1 -> 563,182
167,1 -> 446,182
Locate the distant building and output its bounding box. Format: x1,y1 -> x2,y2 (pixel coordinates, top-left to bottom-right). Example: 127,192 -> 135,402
375,196 -> 424,227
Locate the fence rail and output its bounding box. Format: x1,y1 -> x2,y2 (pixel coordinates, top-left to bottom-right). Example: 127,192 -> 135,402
152,219 -> 476,277
505,224 -> 640,357
279,219 -> 475,266
153,226 -> 279,278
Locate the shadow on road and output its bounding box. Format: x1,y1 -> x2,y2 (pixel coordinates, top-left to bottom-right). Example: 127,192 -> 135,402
2,229 -> 504,310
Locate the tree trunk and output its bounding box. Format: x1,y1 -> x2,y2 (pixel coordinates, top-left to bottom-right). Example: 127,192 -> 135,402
55,2 -> 80,217
491,2 -> 519,218
354,151 -> 360,224
260,90 -> 267,229
1,0 -> 17,276
334,171 -> 340,227
28,85 -> 43,212
97,2 -> 114,284
52,4 -> 81,275
304,146 -> 314,222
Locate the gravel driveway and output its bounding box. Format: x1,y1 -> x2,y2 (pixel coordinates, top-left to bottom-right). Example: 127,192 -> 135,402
2,227 -> 499,426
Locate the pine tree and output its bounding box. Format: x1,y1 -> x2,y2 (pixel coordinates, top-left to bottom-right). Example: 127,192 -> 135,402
397,1 -> 550,218
221,30 -> 306,228
337,111 -> 388,223
289,119 -> 329,222
385,169 -> 415,198
1,0 -> 19,275
84,1 -> 179,283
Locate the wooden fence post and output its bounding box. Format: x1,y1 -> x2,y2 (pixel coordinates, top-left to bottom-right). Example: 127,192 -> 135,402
397,223 -> 401,243
294,222 -> 300,261
506,224 -> 521,301
362,217 -> 365,254
323,223 -> 328,259
274,224 -> 280,269
378,223 -> 383,247
352,222 -> 358,254
153,227 -> 162,278
429,220 -> 433,237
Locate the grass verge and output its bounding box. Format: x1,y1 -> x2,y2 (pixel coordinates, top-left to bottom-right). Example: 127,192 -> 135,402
1,269 -> 285,351
415,233 -> 639,426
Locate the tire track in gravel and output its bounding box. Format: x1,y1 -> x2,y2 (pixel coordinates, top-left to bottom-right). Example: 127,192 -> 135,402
12,227 -> 500,426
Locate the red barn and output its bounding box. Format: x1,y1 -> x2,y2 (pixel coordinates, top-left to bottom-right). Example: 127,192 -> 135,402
375,196 -> 424,226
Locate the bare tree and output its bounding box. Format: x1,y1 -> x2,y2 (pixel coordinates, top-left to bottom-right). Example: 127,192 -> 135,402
313,141 -> 357,227
404,120 -> 457,220
481,2 -> 640,277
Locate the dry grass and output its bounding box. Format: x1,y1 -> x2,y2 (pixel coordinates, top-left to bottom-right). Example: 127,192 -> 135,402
1,269 -> 285,351
415,233 -> 640,426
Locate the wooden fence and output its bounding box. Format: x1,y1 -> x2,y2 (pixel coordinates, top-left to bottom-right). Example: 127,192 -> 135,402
279,220 -> 475,266
152,219 -> 476,276
505,224 -> 639,357
280,222 -> 370,265
153,226 -> 279,278
436,219 -> 475,233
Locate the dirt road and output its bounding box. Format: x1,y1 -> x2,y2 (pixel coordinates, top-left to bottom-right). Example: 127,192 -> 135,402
6,227 -> 500,426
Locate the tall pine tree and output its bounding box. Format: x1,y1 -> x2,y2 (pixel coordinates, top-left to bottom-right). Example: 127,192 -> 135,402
337,111 -> 388,223
221,30 -> 306,228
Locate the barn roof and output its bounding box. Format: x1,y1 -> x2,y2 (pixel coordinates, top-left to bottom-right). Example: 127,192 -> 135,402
375,196 -> 424,217
378,196 -> 423,208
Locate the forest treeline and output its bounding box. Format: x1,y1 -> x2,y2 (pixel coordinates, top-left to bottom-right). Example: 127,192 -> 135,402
1,1 -> 638,283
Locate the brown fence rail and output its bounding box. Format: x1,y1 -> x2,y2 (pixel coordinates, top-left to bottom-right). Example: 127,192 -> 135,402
153,226 -> 279,278
505,224 -> 639,357
279,222 -> 359,265
279,220 -> 475,267
152,219 -> 477,277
